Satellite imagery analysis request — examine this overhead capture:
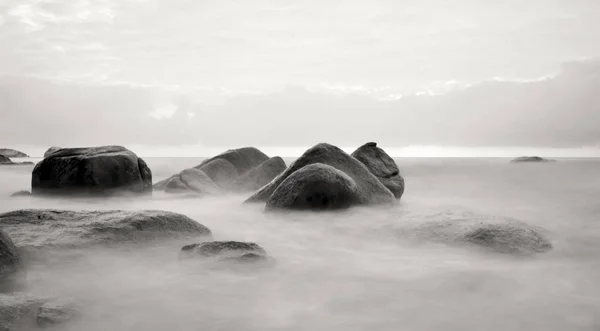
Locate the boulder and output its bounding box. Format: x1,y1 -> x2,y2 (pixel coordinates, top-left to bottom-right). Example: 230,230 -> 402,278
0,149 -> 28,158
9,191 -> 31,198
195,159 -> 239,189
351,142 -> 405,199
43,146 -> 62,158
233,157 -> 287,192
180,241 -> 269,264
197,147 -> 269,175
0,209 -> 212,250
31,146 -> 152,196
266,163 -> 360,211
0,230 -> 22,292
164,168 -> 222,196
510,156 -> 556,163
246,143 -> 395,205
0,293 -> 78,330
0,155 -> 11,164
395,211 -> 552,255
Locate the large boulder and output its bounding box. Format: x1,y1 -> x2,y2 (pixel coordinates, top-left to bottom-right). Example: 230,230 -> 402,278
0,149 -> 28,158
195,159 -> 239,189
164,168 -> 222,196
510,156 -> 556,163
43,146 -> 62,158
179,241 -> 269,264
246,143 -> 395,205
351,142 -> 405,199
233,157 -> 287,192
31,146 -> 152,196
0,230 -> 22,292
196,147 -> 269,175
395,211 -> 552,255
266,163 -> 360,211
0,210 -> 212,250
0,293 -> 78,330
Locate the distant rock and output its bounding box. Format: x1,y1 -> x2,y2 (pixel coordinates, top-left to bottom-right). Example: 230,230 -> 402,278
180,241 -> 269,264
197,147 -> 269,175
246,143 -> 395,206
43,146 -> 62,158
266,163 -> 360,211
9,191 -> 31,198
164,168 -> 222,196
0,209 -> 212,250
195,159 -> 239,189
395,211 -> 552,255
233,157 -> 287,192
0,149 -> 28,158
31,146 -> 152,196
0,155 -> 11,164
351,142 -> 405,199
0,229 -> 22,292
0,155 -> 32,166
510,156 -> 556,163
0,293 -> 78,330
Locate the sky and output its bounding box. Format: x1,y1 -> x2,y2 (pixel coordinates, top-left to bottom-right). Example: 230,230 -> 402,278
0,0 -> 599,156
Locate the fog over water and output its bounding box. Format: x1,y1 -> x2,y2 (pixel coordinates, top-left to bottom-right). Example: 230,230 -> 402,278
2,157 -> 600,330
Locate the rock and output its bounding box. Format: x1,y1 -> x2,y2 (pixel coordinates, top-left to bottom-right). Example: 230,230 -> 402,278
0,293 -> 77,330
195,159 -> 239,189
0,209 -> 212,250
266,163 -> 360,211
233,157 -> 287,192
31,146 -> 152,196
0,149 -> 28,158
396,211 -> 552,255
197,147 -> 269,175
153,177 -> 172,191
165,168 -> 222,196
246,143 -> 395,206
43,146 -> 62,158
510,156 -> 556,163
0,155 -> 10,164
0,230 -> 22,292
180,241 -> 269,264
351,142 -> 405,199
9,191 -> 31,198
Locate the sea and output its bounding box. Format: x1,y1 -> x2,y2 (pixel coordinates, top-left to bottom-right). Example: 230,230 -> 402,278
1,156 -> 600,331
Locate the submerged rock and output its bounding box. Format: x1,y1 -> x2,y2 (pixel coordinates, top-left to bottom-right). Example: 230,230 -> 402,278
43,146 -> 62,158
510,156 -> 556,163
179,241 -> 269,264
0,230 -> 22,292
195,159 -> 239,189
0,293 -> 78,330
164,168 -> 222,196
10,191 -> 31,198
396,212 -> 552,255
0,149 -> 28,158
233,157 -> 287,192
0,209 -> 212,250
246,143 -> 395,206
351,142 -> 405,199
266,163 -> 360,211
31,146 -> 152,196
197,147 -> 269,175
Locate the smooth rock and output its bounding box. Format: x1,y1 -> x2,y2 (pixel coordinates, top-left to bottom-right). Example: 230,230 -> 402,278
197,147 -> 269,175
9,191 -> 31,198
351,142 -> 405,199
180,241 -> 269,264
165,168 -> 222,196
233,157 -> 287,192
510,156 -> 556,163
195,159 -> 239,189
0,149 -> 28,158
43,147 -> 62,158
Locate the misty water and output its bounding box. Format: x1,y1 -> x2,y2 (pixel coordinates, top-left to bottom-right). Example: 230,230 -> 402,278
2,157 -> 600,330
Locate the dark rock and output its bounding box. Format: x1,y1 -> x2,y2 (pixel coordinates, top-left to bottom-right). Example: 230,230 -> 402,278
510,156 -> 556,163
9,191 -> 31,198
351,142 -> 405,199
233,157 -> 287,192
195,159 -> 239,189
0,149 -> 28,158
246,143 -> 395,205
164,169 -> 221,196
197,147 -> 269,175
0,230 -> 22,292
0,293 -> 77,330
43,146 -> 62,158
180,241 -> 268,264
266,163 -> 360,211
396,212 -> 552,255
0,155 -> 10,164
0,209 -> 212,250
31,146 -> 152,196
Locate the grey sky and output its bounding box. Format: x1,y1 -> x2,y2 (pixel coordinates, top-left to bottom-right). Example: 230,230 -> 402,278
0,0 -> 599,151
